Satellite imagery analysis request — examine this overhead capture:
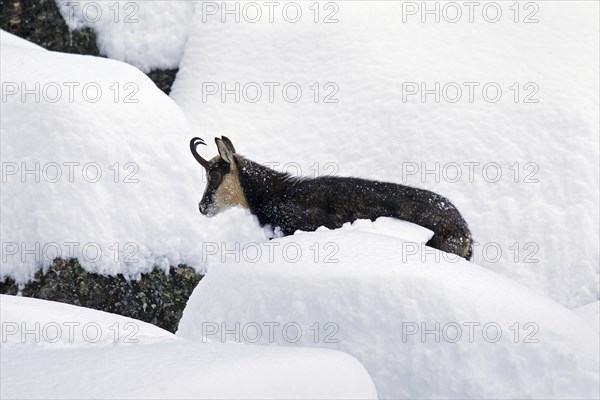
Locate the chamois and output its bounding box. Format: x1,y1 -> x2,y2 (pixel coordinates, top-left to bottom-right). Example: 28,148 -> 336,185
190,136 -> 473,260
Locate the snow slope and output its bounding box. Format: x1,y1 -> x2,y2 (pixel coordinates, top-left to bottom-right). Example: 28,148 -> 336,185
170,1 -> 600,308
178,229 -> 600,399
1,344 -> 376,400
0,30 -> 269,283
0,295 -> 377,399
0,294 -> 179,348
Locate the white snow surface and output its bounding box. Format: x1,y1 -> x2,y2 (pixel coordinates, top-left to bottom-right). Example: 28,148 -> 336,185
1,30 -> 46,51
0,30 -> 431,289
0,294 -> 179,348
1,0 -> 598,319
0,30 -> 269,282
177,229 -> 600,399
170,1 -> 600,308
1,7 -> 599,397
575,301 -> 600,333
335,217 -> 434,244
55,1 -> 195,72
0,295 -> 377,399
1,344 -> 376,400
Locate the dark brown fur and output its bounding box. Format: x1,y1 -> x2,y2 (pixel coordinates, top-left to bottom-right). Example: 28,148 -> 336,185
191,137 -> 473,260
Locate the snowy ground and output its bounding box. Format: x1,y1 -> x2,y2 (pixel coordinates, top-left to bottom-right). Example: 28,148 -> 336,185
0,295 -> 376,399
177,225 -> 600,399
0,294 -> 180,348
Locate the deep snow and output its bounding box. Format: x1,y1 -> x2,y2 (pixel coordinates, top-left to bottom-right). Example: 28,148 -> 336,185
2,4 -> 599,397
170,1 -> 600,309
0,30 -> 269,283
4,2 -> 598,310
177,228 -> 600,399
0,295 -> 377,399
0,294 -> 180,348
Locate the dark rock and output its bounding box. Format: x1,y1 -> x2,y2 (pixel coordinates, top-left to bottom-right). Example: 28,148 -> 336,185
0,0 -> 99,55
146,68 -> 179,95
0,259 -> 203,333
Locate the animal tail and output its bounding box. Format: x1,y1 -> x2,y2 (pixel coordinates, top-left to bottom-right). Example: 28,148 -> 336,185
464,236 -> 474,261
423,222 -> 473,261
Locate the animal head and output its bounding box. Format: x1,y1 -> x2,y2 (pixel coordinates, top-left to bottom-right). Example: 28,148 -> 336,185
190,136 -> 249,216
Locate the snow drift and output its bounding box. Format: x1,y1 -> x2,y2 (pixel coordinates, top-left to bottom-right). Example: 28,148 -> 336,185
0,295 -> 377,399
0,294 -> 179,348
177,227 -> 600,399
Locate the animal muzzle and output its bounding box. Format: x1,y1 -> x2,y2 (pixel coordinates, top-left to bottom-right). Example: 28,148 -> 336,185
198,201 -> 215,216
198,201 -> 209,215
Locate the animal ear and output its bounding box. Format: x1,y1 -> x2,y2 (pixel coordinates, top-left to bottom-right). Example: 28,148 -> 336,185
220,136 -> 236,153
215,137 -> 235,164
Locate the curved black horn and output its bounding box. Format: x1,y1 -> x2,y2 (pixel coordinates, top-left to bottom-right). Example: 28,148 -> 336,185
190,137 -> 209,169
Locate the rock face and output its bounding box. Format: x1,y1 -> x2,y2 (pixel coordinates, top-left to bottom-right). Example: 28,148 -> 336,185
0,0 -> 178,93
0,259 -> 202,333
0,0 -> 98,55
146,68 -> 179,94
1,0 -> 197,331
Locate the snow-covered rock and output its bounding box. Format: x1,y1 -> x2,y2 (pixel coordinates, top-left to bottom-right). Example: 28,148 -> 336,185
177,229 -> 600,399
55,1 -> 195,72
0,294 -> 376,399
0,29 -> 268,283
1,30 -> 46,51
0,294 -> 178,348
1,342 -> 376,400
